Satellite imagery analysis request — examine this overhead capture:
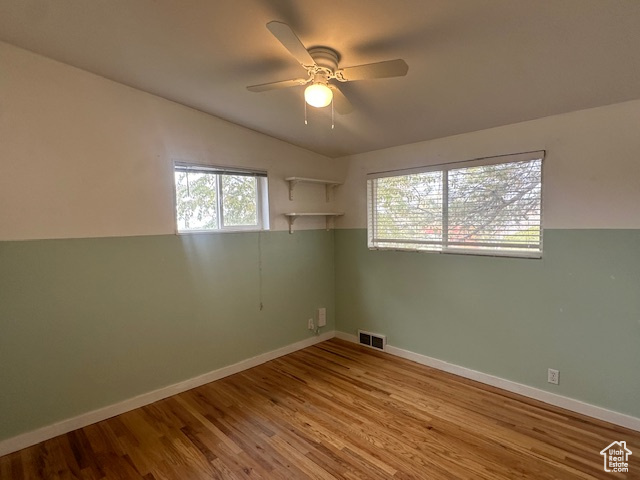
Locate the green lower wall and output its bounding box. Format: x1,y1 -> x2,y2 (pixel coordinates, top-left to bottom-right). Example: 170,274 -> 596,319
2,227 -> 639,442
335,229 -> 640,418
0,230 -> 335,441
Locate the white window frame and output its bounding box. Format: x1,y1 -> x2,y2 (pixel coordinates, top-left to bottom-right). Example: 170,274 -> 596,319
173,162 -> 270,234
367,150 -> 544,258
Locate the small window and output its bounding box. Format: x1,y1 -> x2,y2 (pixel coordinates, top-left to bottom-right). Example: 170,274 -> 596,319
174,163 -> 269,232
367,151 -> 543,258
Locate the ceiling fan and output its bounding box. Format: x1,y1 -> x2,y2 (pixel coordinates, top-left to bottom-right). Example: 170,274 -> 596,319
247,21 -> 409,116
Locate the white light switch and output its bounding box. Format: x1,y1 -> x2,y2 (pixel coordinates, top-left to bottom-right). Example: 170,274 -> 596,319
318,307 -> 327,327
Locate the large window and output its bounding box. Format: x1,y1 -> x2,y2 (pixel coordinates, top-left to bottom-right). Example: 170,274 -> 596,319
174,163 -> 269,232
367,151 -> 543,257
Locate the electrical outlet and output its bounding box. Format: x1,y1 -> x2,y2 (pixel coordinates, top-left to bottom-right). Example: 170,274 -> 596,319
308,318 -> 314,330
318,307 -> 327,327
548,368 -> 559,385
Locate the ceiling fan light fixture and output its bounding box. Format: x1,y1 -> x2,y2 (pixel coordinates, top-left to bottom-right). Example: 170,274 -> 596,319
304,83 -> 333,108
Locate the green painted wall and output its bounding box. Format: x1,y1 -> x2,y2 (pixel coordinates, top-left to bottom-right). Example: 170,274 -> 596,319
334,229 -> 640,418
2,227 -> 639,442
0,230 -> 335,441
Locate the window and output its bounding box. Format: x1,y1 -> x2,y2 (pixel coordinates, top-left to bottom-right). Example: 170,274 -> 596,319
174,163 -> 269,232
367,151 -> 543,257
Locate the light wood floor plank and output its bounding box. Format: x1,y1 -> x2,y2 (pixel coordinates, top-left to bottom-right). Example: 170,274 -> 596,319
1,338 -> 639,479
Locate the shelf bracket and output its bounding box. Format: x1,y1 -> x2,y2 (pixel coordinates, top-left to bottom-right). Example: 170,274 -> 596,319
325,184 -> 337,202
288,180 -> 298,201
287,215 -> 296,234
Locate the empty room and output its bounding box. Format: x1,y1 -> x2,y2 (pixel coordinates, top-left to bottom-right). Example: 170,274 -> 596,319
1,1 -> 639,478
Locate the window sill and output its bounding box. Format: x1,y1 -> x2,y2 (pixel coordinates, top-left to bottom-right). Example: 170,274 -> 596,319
368,245 -> 542,259
176,228 -> 268,235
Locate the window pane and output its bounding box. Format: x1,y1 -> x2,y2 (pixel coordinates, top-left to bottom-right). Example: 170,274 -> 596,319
221,175 -> 258,226
374,172 -> 443,248
447,159 -> 541,251
174,171 -> 218,230
367,154 -> 543,257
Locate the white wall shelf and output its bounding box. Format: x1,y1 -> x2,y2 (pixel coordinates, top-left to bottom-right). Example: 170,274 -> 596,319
285,177 -> 342,202
284,213 -> 344,234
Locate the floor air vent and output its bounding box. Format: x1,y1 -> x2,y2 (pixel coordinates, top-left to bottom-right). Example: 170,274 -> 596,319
358,330 -> 386,351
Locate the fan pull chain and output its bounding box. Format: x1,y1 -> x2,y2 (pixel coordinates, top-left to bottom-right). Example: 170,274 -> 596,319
304,99 -> 308,125
331,99 -> 335,129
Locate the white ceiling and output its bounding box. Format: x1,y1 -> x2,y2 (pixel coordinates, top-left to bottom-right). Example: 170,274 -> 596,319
1,0 -> 639,158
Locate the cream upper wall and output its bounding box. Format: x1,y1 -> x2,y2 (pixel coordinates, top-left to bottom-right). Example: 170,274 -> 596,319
0,41 -> 345,241
336,99 -> 640,229
3,39 -> 640,239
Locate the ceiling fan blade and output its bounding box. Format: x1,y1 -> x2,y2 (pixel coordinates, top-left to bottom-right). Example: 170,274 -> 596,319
337,59 -> 408,82
266,21 -> 315,67
330,85 -> 354,115
247,78 -> 309,92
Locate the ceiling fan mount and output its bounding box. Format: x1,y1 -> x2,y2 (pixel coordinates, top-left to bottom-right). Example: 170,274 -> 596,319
247,21 -> 409,115
299,48 -> 344,91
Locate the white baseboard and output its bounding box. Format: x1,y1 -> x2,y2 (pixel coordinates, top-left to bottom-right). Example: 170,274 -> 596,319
334,331 -> 640,432
0,331 -> 336,457
4,329 -> 637,458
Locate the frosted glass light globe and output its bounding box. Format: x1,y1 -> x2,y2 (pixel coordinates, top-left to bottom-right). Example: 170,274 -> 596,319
304,83 -> 333,108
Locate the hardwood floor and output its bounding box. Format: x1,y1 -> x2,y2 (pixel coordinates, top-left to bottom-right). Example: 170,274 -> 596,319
1,338 -> 639,479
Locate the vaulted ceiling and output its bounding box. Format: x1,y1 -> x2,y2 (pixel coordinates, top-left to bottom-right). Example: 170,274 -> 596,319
1,0 -> 639,158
